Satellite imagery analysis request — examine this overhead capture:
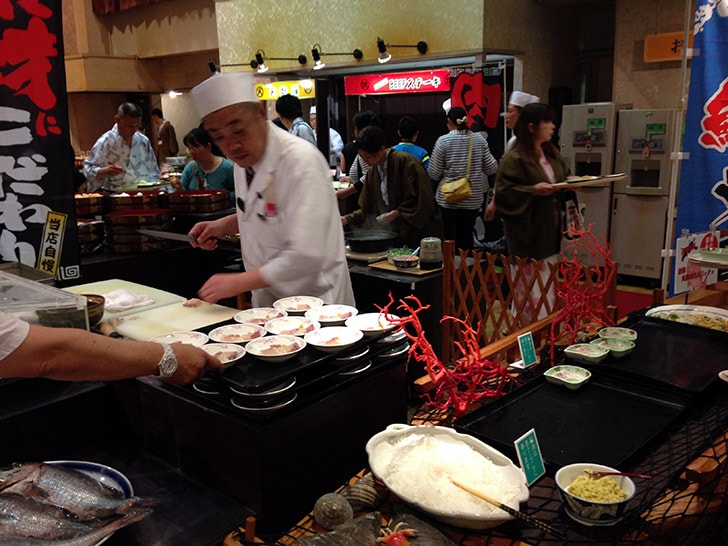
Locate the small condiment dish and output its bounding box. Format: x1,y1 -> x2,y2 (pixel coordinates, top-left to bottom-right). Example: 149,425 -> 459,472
544,365 -> 591,390
392,254 -> 419,269
564,343 -> 609,364
590,337 -> 635,358
598,327 -> 637,342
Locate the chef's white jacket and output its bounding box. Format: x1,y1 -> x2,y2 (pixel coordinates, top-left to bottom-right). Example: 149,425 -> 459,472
234,123 -> 355,308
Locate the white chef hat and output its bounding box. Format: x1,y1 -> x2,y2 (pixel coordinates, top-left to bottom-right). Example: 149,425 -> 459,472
190,72 -> 259,118
442,98 -> 451,114
310,106 -> 317,115
508,91 -> 540,108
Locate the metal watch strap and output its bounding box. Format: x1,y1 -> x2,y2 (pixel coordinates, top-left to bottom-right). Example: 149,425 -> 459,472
156,343 -> 178,378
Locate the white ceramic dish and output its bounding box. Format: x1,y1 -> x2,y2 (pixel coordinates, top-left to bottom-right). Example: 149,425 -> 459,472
233,307 -> 287,325
230,392 -> 298,413
201,343 -> 246,367
564,343 -> 609,364
544,365 -> 591,390
245,334 -> 306,362
590,337 -> 635,358
272,295 -> 324,315
345,312 -> 400,336
265,316 -> 319,336
304,326 -> 364,353
150,330 -> 208,347
366,424 -> 529,530
698,247 -> 728,263
598,327 -> 637,341
646,304 -> 728,333
304,304 -> 358,325
208,323 -> 266,344
555,463 -> 636,526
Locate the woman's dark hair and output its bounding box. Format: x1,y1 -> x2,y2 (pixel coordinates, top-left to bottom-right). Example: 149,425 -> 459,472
513,103 -> 557,159
447,107 -> 469,130
184,127 -> 224,157
353,109 -> 380,131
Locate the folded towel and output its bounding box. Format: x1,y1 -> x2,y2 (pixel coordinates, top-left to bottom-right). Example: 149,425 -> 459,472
103,288 -> 154,312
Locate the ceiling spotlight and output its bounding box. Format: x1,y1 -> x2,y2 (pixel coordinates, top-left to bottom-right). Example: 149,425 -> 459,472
207,59 -> 219,75
377,37 -> 391,64
353,48 -> 364,60
311,47 -> 325,70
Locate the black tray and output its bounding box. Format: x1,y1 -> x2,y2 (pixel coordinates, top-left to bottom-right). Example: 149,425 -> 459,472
579,314 -> 728,394
455,371 -> 690,471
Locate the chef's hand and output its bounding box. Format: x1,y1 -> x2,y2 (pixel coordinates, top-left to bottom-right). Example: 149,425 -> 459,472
163,343 -> 224,386
198,272 -> 245,304
376,210 -> 399,225
533,182 -> 558,196
188,220 -> 221,250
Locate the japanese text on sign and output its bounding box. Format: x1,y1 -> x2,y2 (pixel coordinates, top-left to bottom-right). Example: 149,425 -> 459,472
254,80 -> 315,101
37,210 -> 66,275
344,70 -> 450,96
515,428 -> 546,486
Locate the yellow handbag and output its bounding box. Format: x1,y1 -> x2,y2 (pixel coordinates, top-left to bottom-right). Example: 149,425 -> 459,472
440,133 -> 473,204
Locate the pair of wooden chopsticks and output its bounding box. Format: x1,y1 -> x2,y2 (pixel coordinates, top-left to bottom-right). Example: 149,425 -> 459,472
451,478 -> 566,540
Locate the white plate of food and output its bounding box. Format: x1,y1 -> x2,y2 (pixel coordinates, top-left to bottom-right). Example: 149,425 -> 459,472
272,295 -> 324,315
233,307 -> 287,325
304,326 -> 364,353
208,323 -> 266,344
200,343 -> 246,367
646,304 -> 728,333
304,304 -> 358,325
245,334 -> 306,362
265,316 -> 320,336
345,312 -> 400,336
564,343 -> 609,364
150,330 -> 208,347
598,326 -> 638,341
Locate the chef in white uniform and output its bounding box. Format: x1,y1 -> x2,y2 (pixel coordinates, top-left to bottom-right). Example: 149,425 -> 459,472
188,72 -> 355,307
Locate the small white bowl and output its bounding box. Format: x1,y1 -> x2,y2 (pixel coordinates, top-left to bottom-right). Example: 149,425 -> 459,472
151,330 -> 208,347
544,365 -> 591,390
234,307 -> 287,325
201,343 -> 246,367
564,343 -> 609,364
304,326 -> 364,353
590,337 -> 635,358
272,295 -> 324,315
345,312 -> 400,336
265,316 -> 319,336
555,463 -> 636,526
305,304 -> 358,326
598,327 -> 637,342
245,334 -> 306,363
208,323 -> 266,344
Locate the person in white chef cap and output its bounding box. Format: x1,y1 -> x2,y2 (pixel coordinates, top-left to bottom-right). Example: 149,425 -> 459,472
484,90 -> 540,222
187,72 -> 355,308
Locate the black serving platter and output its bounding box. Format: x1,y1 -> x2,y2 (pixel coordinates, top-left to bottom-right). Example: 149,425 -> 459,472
455,370 -> 690,471
572,314 -> 728,395
195,319 -> 405,393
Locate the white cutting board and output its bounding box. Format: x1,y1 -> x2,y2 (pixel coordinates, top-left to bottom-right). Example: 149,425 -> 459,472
64,279 -> 186,321
108,301 -> 238,341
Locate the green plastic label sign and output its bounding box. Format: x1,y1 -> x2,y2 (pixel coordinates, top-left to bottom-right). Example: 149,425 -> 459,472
517,332 -> 538,367
515,428 -> 546,485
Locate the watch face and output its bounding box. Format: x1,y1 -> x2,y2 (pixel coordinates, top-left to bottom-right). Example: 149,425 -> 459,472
159,345 -> 178,377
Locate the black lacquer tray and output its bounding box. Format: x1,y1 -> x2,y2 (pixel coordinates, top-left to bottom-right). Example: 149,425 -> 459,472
455,370 -> 690,471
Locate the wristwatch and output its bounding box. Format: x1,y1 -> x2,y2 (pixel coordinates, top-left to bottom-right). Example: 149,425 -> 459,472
156,343 -> 178,378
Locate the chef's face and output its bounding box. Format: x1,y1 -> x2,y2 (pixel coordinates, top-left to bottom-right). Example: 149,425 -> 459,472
115,114 -> 141,141
204,102 -> 268,167
505,104 -> 521,130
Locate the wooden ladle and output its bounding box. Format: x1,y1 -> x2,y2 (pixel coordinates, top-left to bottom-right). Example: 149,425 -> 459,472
584,468 -> 652,480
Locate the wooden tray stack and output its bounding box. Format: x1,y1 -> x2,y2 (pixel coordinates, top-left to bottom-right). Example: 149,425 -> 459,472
103,209 -> 174,253
107,190 -> 170,211
169,190 -> 231,213
74,193 -> 105,217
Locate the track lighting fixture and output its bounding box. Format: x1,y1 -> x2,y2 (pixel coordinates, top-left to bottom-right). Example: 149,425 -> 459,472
309,43 -> 364,70
249,49 -> 308,73
376,38 -> 428,63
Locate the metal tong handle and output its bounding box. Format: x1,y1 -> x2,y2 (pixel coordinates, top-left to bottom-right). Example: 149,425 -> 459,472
451,478 -> 566,540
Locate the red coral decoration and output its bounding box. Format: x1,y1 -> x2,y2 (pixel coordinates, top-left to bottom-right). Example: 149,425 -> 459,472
379,294 -> 515,418
549,224 -> 616,364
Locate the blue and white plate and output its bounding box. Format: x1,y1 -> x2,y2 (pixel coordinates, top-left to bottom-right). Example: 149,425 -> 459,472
45,460 -> 133,498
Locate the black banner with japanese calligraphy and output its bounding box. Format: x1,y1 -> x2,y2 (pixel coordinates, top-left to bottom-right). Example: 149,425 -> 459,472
0,0 -> 80,280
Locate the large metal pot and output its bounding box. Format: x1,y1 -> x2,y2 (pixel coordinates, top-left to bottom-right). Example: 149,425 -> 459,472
345,230 -> 397,253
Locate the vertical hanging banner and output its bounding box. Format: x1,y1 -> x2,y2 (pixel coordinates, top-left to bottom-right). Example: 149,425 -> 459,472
675,1 -> 728,237
0,0 -> 80,279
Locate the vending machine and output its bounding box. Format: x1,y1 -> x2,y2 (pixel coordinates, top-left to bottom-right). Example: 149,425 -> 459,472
560,102 -> 632,263
610,109 -> 680,281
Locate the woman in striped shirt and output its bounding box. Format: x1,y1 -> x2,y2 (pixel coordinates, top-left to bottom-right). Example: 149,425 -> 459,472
429,107 -> 498,250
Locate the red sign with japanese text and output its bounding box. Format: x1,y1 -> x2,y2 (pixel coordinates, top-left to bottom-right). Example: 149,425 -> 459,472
344,70 -> 450,96
0,0 -> 80,279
